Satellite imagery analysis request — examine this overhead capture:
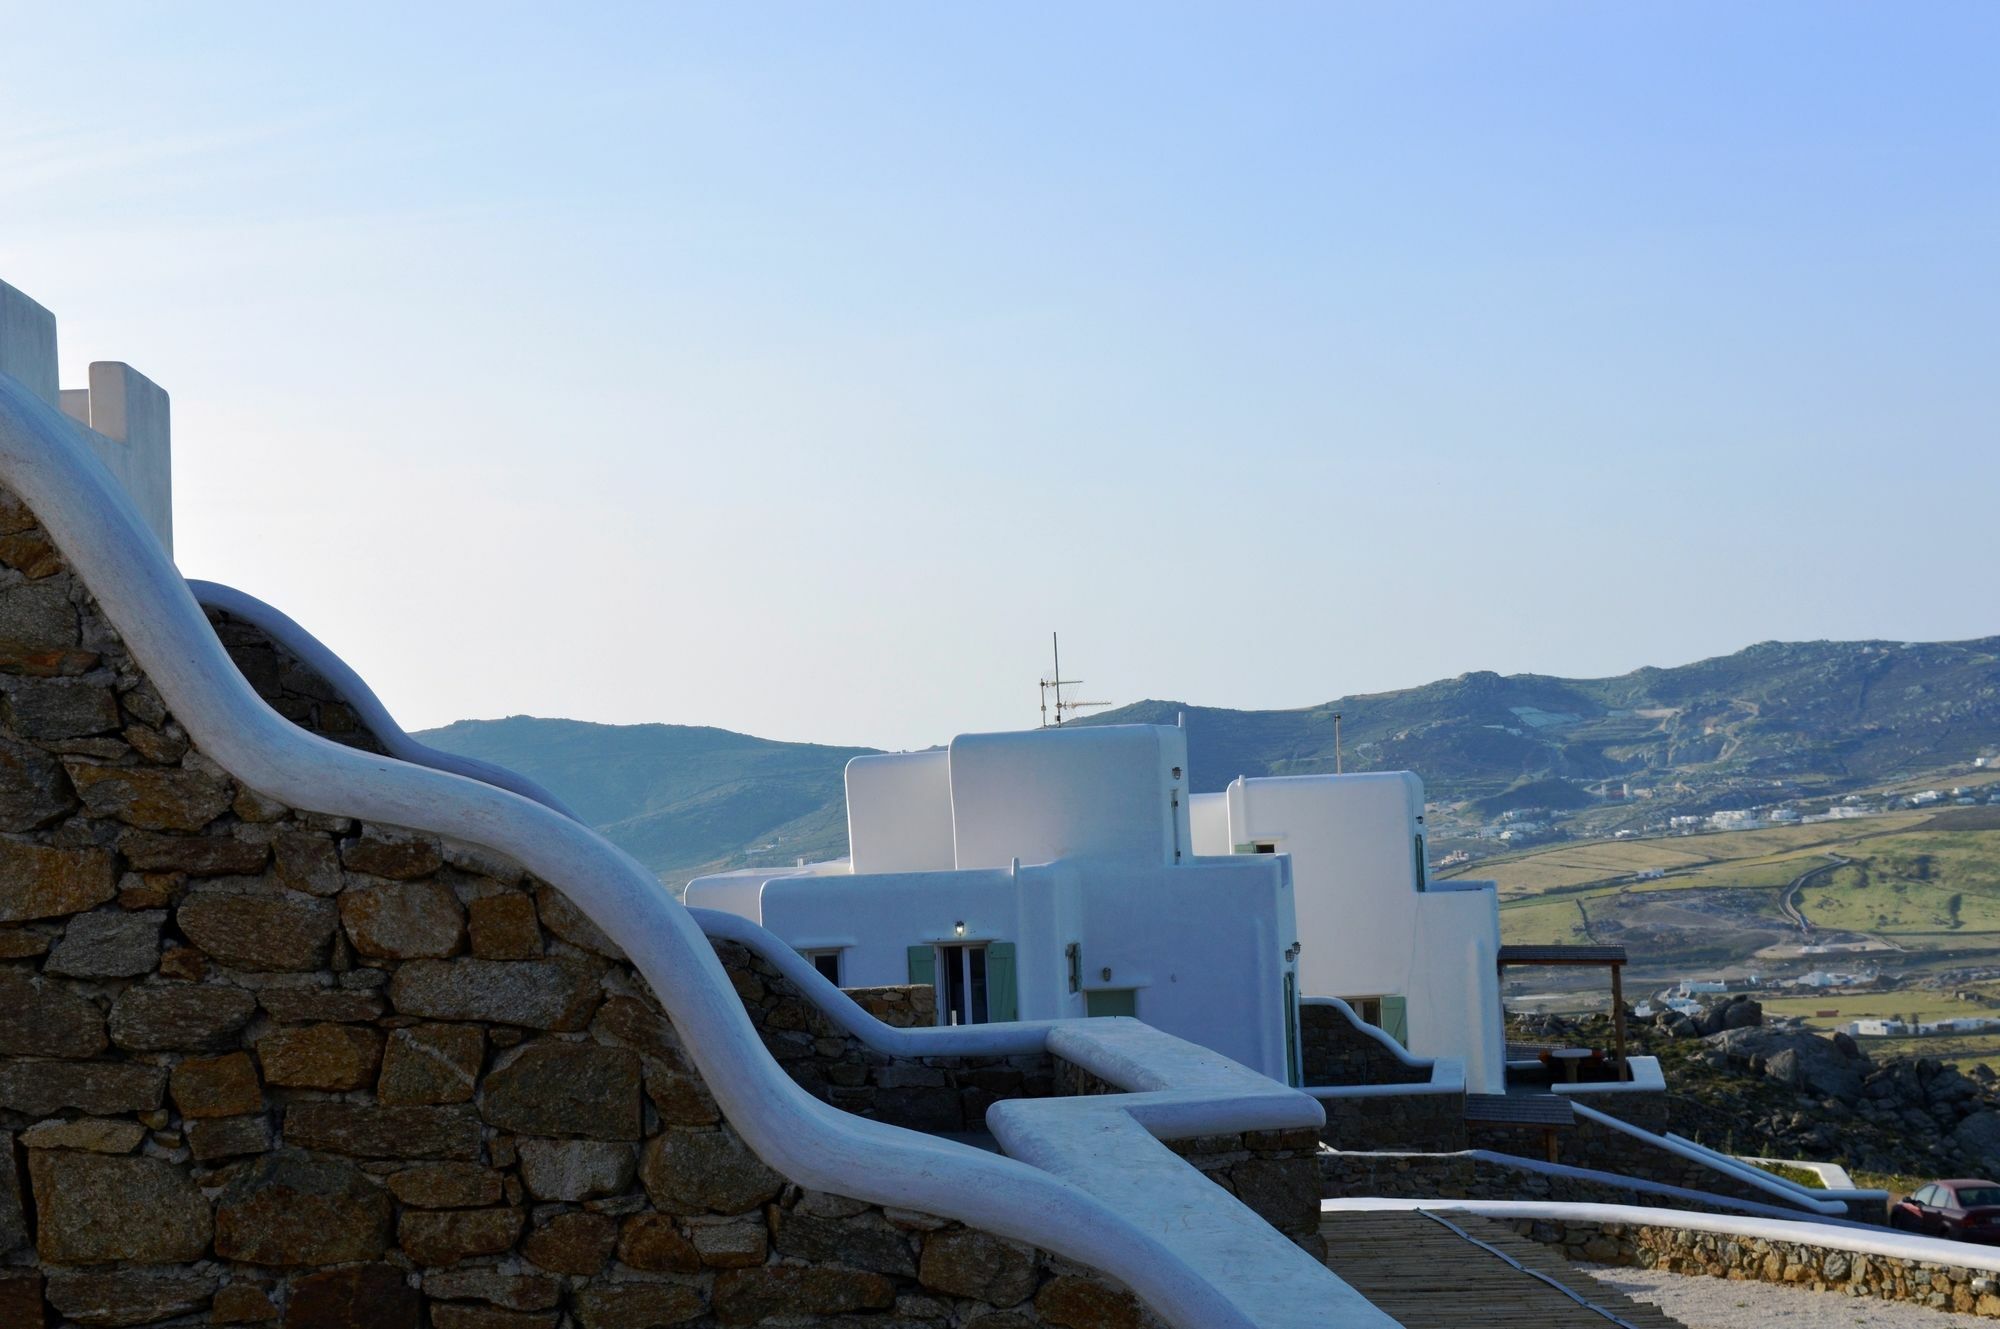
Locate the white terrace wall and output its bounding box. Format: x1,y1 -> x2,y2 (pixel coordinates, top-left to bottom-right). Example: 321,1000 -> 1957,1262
1203,773 -> 1507,1092
0,280 -> 172,556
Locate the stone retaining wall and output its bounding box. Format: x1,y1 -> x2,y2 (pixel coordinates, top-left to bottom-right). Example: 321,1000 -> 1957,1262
0,486 -> 1164,1328
1052,1057 -> 1325,1258
1319,1091 -> 1466,1152
1299,1003 -> 1428,1089
1512,1217 -> 2000,1318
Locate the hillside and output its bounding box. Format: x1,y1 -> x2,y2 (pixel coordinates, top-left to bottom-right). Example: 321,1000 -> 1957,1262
1088,636 -> 2000,806
421,636 -> 2000,887
417,716 -> 873,887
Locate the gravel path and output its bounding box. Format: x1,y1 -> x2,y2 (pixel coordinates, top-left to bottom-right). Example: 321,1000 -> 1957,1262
1581,1266 -> 1993,1328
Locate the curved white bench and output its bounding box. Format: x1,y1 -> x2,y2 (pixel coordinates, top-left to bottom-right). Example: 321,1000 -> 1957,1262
186,578 -> 582,821
0,372 -> 1388,1329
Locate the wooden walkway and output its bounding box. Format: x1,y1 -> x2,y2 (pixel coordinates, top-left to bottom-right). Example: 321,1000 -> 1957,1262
1320,1211 -> 1688,1328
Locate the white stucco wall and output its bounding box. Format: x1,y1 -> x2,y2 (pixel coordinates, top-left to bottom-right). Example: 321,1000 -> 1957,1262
1189,791 -> 1230,856
950,725 -> 1191,870
758,853 -> 1296,1079
0,280 -> 172,556
1224,772 -> 1505,1092
846,749 -> 955,874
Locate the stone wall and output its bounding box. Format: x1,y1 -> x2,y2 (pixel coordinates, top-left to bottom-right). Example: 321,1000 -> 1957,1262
1319,1091 -> 1466,1152
718,941 -> 1056,1136
1511,1216 -> 2000,1318
202,607 -> 384,757
0,486 -> 1165,1328
1051,1059 -> 1325,1259
1299,1003 -> 1428,1088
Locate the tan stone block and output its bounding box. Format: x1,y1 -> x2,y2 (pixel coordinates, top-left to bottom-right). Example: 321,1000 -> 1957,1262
65,761 -> 232,831
177,889 -> 337,971
398,1206 -> 523,1266
214,1151 -> 391,1266
0,840 -> 115,921
170,1051 -> 263,1118
386,1162 -> 505,1209
29,1151 -> 211,1264
256,1023 -> 382,1090
339,881 -> 464,959
468,893 -> 542,959
617,1213 -> 701,1273
521,1211 -> 617,1276
377,1023 -> 485,1105
212,1282 -> 279,1323
19,1116 -> 144,1153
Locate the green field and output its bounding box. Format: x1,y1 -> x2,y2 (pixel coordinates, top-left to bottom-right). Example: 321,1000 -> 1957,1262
1461,806 -> 2000,974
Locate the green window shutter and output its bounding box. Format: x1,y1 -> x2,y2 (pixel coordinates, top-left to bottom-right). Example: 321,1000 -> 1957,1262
1085,989 -> 1138,1018
906,945 -> 935,987
1380,994 -> 1409,1047
986,942 -> 1017,1022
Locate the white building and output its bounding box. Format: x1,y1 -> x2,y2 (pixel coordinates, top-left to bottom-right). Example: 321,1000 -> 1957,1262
689,726 -> 1508,1091
689,724 -> 1306,1083
1189,772 -> 1505,1092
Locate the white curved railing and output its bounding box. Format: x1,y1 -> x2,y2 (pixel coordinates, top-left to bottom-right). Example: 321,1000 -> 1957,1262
0,373 -> 1377,1329
185,578 -> 582,821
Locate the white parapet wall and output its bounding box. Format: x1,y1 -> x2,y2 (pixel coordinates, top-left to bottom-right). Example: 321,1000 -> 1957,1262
0,278 -> 173,556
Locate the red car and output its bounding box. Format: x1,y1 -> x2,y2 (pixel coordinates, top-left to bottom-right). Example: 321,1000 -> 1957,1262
1889,1179 -> 2000,1243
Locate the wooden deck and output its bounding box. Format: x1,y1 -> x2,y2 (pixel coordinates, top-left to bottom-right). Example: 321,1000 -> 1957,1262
1320,1211 -> 1687,1328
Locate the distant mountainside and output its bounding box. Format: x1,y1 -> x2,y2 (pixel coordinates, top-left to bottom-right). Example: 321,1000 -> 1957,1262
1089,637 -> 2000,807
422,637 -> 2000,883
416,717 -> 873,886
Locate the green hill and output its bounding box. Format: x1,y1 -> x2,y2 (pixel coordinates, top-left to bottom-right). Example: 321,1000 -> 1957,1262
422,636 -> 2000,886
416,716 -> 874,887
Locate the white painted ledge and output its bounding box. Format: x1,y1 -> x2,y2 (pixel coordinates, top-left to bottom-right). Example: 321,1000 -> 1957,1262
0,370 -> 1376,1329
1550,1055 -> 1666,1095
1741,1156 -> 1860,1190
1321,1197 -> 2000,1272
186,579 -> 582,822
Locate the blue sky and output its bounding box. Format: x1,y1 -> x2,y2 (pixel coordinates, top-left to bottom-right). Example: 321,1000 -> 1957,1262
2,4 -> 1995,750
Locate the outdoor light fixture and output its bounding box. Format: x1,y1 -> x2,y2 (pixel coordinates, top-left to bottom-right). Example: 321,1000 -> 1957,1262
953,921 -> 965,936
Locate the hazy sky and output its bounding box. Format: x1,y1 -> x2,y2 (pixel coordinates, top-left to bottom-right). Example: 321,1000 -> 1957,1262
2,4 -> 1995,751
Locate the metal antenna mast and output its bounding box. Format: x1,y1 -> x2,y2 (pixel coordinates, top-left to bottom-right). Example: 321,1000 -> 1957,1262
1039,632 -> 1109,727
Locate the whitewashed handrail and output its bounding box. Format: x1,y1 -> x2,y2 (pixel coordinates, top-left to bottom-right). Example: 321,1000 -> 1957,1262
1321,1198 -> 1971,1267
185,578 -> 582,821
0,372 -> 1381,1329
1567,1100 -> 1848,1217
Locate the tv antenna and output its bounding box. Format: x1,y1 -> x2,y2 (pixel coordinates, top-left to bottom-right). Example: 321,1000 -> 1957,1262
1039,632 -> 1109,728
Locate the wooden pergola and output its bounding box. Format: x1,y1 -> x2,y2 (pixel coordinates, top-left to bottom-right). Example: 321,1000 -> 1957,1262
1496,943 -> 1631,1081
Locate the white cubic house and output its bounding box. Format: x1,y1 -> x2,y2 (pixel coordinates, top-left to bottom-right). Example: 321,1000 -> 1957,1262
688,722 -> 1507,1090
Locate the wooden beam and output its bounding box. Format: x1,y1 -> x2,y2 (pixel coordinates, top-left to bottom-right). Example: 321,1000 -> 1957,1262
1611,963 -> 1628,1081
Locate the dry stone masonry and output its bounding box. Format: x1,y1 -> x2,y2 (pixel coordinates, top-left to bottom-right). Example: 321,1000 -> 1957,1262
0,486 -> 1163,1328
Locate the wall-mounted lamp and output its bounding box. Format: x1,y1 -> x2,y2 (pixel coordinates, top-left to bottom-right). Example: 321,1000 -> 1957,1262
1100,966 -> 1112,982
953,921 -> 966,937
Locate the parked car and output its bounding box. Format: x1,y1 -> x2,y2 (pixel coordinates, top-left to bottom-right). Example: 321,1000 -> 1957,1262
1889,1179 -> 2000,1242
